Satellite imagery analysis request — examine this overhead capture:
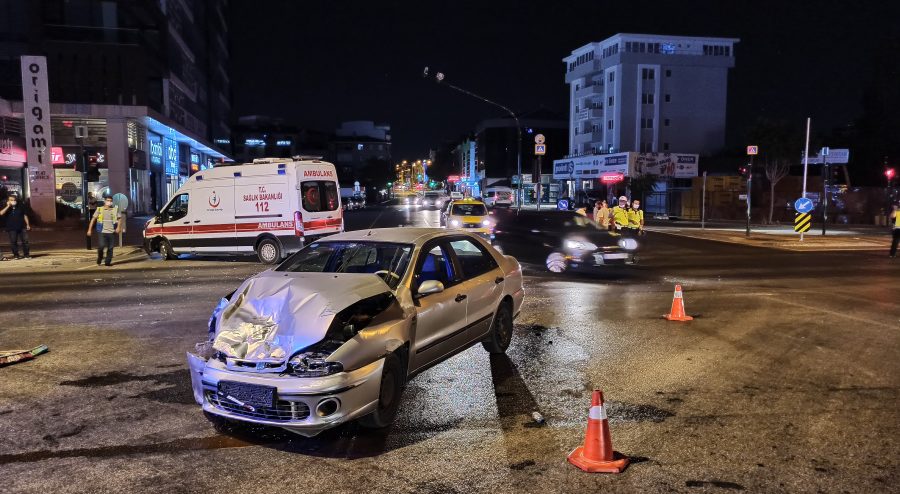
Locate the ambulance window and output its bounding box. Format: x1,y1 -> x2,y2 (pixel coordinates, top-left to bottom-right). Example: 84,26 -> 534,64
301,181 -> 340,212
163,193 -> 190,222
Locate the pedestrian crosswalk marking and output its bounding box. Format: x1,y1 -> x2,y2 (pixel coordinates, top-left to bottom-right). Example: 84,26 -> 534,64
794,213 -> 811,233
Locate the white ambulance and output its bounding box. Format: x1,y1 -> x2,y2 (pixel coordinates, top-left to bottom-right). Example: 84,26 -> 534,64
143,157 -> 343,264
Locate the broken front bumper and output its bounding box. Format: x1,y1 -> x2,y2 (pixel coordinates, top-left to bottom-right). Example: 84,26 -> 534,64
187,351 -> 384,436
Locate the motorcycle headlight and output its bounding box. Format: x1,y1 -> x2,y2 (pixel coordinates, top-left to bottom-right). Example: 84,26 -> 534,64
565,240 -> 597,251
618,238 -> 638,250
450,219 -> 461,227
208,297 -> 230,339
289,345 -> 344,378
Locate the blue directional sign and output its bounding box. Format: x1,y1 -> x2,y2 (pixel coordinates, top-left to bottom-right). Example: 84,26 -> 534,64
557,199 -> 569,211
794,197 -> 814,214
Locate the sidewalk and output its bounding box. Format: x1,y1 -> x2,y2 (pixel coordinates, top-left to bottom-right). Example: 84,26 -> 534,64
0,216 -> 150,262
647,222 -> 893,252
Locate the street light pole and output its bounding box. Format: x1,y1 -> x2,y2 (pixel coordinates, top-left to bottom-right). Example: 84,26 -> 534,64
424,68 -> 522,210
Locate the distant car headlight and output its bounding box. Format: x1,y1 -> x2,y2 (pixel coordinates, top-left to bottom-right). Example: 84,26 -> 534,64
565,240 -> 598,251
618,238 -> 638,250
450,219 -> 461,227
289,347 -> 344,378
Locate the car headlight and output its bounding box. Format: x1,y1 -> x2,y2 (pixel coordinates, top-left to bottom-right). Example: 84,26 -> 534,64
565,240 -> 598,251
482,219 -> 492,226
450,219 -> 460,227
289,346 -> 344,378
618,238 -> 638,250
208,297 -> 230,339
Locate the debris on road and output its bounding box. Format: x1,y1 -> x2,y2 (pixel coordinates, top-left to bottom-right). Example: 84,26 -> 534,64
0,344 -> 49,367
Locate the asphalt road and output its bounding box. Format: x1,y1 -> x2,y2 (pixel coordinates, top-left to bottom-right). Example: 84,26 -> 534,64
1,202 -> 898,493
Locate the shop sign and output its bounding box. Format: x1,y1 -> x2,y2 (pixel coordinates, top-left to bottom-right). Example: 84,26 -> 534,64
20,55 -> 56,219
163,137 -> 179,175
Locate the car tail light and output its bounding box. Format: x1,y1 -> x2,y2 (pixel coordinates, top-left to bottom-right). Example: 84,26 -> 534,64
294,211 -> 304,236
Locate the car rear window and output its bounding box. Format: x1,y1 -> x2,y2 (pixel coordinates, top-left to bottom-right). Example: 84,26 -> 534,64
451,203 -> 486,216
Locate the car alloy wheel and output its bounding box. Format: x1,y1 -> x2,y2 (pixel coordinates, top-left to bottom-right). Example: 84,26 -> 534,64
257,239 -> 281,264
546,252 -> 568,273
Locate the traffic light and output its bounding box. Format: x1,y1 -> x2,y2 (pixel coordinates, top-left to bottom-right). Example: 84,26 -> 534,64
738,166 -> 749,177
886,168 -> 896,181
86,154 -> 100,182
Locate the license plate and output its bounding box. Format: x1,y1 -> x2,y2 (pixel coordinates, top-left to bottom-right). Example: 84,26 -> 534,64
603,253 -> 628,260
217,381 -> 275,408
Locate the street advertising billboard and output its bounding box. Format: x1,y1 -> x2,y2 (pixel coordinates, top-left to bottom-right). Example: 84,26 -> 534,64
20,55 -> 56,221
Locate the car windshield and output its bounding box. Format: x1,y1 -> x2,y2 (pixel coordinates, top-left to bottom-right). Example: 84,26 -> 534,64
424,192 -> 440,198
276,241 -> 414,289
451,203 -> 487,216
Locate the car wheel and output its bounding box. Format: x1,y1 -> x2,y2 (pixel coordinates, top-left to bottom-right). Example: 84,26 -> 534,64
482,301 -> 513,354
546,252 -> 568,273
359,353 -> 404,429
256,238 -> 281,264
159,239 -> 177,260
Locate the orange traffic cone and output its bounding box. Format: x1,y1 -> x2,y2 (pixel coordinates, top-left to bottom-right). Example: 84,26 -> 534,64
664,284 -> 693,321
567,390 -> 630,473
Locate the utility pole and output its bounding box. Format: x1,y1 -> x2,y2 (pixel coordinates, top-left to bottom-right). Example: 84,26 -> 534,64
701,171 -> 707,229
75,125 -> 90,249
423,67 -> 522,210
746,155 -> 753,237
801,117 -> 811,242
822,150 -> 829,236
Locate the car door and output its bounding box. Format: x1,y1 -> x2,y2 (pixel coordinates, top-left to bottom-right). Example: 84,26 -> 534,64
409,240 -> 469,372
447,237 -> 504,341
160,192 -> 192,252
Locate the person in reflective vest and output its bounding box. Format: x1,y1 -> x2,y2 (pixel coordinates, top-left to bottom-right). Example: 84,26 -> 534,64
611,196 -> 630,233
628,199 -> 645,235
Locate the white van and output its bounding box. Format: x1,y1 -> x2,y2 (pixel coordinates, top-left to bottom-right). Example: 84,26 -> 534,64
483,186 -> 514,208
143,157 -> 342,264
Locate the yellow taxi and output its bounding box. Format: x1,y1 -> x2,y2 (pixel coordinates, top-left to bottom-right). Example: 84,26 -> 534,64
440,198 -> 494,239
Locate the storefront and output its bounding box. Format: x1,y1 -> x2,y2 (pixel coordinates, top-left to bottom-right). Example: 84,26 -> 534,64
0,134 -> 27,200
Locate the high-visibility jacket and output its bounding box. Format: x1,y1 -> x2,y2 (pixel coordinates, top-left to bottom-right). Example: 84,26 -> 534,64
894,210 -> 900,228
612,206 -> 629,228
627,208 -> 644,229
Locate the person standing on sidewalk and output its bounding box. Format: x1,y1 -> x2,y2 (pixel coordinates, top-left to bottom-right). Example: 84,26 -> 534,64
891,204 -> 899,258
594,199 -> 610,230
611,196 -> 631,234
0,194 -> 31,260
87,195 -> 122,266
628,198 -> 645,235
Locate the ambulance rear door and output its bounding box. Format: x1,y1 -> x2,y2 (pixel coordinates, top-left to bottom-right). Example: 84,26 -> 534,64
297,164 -> 342,236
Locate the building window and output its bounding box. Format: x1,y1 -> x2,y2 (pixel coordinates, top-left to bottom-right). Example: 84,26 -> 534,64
575,84 -> 580,91
642,68 -> 655,80
663,142 -> 670,151
642,93 -> 655,104
665,94 -> 671,102
664,118 -> 670,127
607,120 -> 614,130
641,118 -> 653,129
725,46 -> 730,56
608,71 -> 615,82
608,96 -> 614,106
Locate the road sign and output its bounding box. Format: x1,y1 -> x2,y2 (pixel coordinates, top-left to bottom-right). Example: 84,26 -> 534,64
557,198 -> 569,210
738,193 -> 748,201
801,148 -> 849,164
821,146 -> 830,157
794,213 -> 812,233
746,145 -> 758,155
794,197 -> 813,214
535,144 -> 546,155
535,134 -> 545,144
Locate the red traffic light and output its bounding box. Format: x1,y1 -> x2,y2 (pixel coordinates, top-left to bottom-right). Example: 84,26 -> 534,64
886,168 -> 896,179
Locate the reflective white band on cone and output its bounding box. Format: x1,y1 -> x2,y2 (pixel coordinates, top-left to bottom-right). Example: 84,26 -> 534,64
674,291 -> 683,298
589,405 -> 607,420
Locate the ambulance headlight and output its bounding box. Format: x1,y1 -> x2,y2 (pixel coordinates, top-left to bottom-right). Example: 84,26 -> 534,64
450,219 -> 460,227
565,240 -> 597,251
618,238 -> 638,250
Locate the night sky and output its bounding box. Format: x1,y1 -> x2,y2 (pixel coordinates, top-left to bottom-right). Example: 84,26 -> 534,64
230,0 -> 898,160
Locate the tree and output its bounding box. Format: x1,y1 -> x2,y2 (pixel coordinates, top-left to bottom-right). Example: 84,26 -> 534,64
628,173 -> 658,204
747,119 -> 803,224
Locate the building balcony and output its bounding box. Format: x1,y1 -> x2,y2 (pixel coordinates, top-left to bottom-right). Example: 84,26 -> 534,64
574,108 -> 604,121
572,130 -> 603,145
574,84 -> 603,99
565,60 -> 601,83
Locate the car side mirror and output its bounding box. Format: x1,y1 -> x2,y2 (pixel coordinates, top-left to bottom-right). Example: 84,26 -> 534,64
417,280 -> 444,296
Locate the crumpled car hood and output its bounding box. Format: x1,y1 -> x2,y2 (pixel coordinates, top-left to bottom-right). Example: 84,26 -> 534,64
211,271 -> 391,361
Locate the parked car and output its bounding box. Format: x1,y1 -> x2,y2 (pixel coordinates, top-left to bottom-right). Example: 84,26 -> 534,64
491,209 -> 637,272
187,228 -> 525,437
449,191 -> 464,201
483,187 -> 514,208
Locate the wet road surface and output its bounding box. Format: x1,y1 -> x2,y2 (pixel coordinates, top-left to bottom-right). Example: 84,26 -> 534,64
1,202 -> 898,493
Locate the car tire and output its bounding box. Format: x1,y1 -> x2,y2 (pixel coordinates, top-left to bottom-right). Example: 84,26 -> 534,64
546,252 -> 568,273
159,239 -> 177,260
359,353 -> 405,429
256,238 -> 281,264
482,301 -> 513,354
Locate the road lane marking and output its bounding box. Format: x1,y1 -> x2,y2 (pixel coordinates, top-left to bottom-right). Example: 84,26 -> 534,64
761,295 -> 897,329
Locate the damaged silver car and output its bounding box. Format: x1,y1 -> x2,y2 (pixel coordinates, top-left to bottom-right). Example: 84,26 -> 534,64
188,228 -> 525,436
